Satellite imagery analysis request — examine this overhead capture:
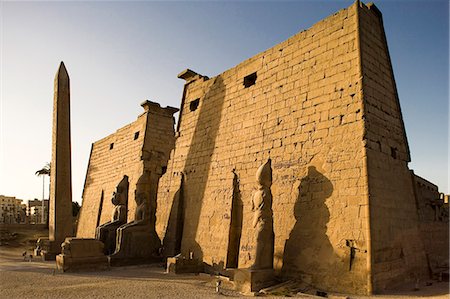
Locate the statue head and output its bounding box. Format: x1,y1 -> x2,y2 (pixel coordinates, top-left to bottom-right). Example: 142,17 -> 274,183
135,171 -> 151,204
111,192 -> 120,205
111,175 -> 129,206
135,192 -> 147,206
256,159 -> 272,188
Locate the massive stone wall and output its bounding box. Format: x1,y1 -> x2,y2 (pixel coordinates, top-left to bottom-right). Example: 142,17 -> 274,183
157,2 -> 372,294
77,102 -> 177,238
74,1 -> 448,295
357,3 -> 430,290
156,1 -> 450,294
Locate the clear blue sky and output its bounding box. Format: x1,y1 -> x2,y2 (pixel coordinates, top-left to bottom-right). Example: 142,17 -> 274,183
1,0 -> 448,203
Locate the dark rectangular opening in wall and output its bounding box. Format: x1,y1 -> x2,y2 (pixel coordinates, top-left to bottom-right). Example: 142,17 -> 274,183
390,147 -> 397,159
243,72 -> 257,88
190,98 -> 200,111
109,143 -> 114,150
134,131 -> 140,140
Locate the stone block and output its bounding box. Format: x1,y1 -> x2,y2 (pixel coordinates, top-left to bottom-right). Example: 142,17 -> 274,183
56,255 -> 109,272
42,251 -> 58,261
233,268 -> 275,294
166,256 -> 204,274
109,229 -> 162,267
36,237 -> 60,261
56,238 -> 109,272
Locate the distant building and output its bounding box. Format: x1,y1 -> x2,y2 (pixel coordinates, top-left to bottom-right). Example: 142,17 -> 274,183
0,195 -> 26,224
27,199 -> 49,224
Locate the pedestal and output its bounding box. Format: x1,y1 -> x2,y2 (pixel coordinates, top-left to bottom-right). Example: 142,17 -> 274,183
234,268 -> 275,294
57,255 -> 109,272
36,237 -> 60,261
96,222 -> 122,255
109,229 -> 162,267
166,256 -> 204,274
56,238 -> 109,272
109,255 -> 162,267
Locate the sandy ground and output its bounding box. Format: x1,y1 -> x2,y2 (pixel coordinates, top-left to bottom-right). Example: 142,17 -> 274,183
0,250 -> 239,298
0,227 -> 448,299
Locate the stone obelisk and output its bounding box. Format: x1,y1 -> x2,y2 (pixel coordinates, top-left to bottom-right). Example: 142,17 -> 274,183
49,61 -> 73,255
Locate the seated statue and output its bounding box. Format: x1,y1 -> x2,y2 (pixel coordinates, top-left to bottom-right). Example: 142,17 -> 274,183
110,171 -> 161,263
95,175 -> 128,255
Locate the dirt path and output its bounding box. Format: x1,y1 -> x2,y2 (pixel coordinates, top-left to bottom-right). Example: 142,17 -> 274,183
0,226 -> 447,299
0,248 -> 240,299
1,246 -> 447,299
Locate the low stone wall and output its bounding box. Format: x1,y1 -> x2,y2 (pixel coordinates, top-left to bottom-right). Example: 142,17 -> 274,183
0,224 -> 47,230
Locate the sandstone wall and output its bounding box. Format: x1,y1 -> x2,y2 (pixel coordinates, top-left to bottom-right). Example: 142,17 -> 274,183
357,3 -> 428,291
411,173 -> 449,275
157,2 -> 372,294
419,223 -> 449,268
412,173 -> 441,222
77,102 -> 177,238
73,1 -> 444,295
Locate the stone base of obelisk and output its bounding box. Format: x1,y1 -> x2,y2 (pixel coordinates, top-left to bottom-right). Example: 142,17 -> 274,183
35,237 -> 61,261
233,268 -> 275,294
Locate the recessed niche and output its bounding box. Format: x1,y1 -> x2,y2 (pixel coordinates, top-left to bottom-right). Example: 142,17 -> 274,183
190,98 -> 200,111
243,72 -> 257,88
390,147 -> 397,159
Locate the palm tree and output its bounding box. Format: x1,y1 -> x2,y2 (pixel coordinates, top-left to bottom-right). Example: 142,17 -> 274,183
35,162 -> 51,224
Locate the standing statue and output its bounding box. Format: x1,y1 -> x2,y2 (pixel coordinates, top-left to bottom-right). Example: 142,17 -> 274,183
251,159 -> 274,270
95,175 -> 129,255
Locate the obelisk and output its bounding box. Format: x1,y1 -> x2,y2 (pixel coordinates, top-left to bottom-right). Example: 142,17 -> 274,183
49,61 -> 73,255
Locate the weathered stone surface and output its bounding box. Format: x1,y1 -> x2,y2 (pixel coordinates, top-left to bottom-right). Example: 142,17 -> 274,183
233,268 -> 275,294
74,1 -> 448,295
157,2 -> 370,294
36,237 -> 56,261
37,62 -> 74,260
251,159 -> 274,270
166,256 -> 204,274
156,1 -> 448,295
77,101 -> 178,239
50,62 -> 74,248
109,171 -> 161,265
95,175 -> 129,255
56,238 -> 109,272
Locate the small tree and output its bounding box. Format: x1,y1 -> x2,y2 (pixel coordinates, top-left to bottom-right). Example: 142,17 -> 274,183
35,162 -> 50,224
